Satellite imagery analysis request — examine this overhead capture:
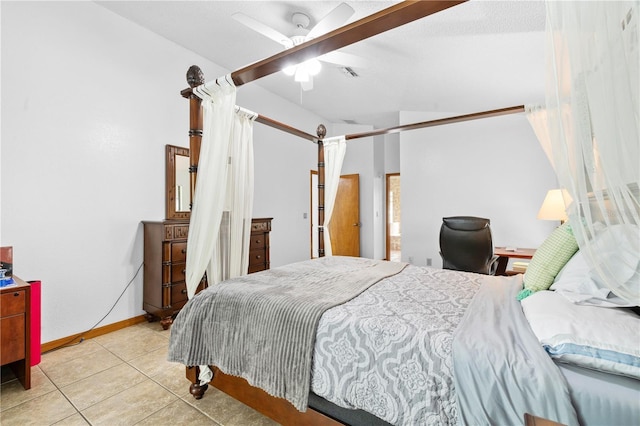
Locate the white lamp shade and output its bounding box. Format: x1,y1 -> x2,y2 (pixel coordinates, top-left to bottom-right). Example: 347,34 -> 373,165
537,189 -> 569,222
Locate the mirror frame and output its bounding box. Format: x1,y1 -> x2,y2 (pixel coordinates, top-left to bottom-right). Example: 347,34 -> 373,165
166,144 -> 191,220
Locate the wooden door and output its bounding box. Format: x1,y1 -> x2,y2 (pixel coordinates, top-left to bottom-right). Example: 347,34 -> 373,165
329,174 -> 360,256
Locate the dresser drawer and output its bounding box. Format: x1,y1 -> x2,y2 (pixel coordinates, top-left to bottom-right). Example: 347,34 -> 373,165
248,262 -> 267,274
171,263 -> 186,283
164,223 -> 189,240
1,290 -> 26,317
249,235 -> 267,250
251,220 -> 271,233
248,249 -> 267,268
171,282 -> 189,304
171,242 -> 187,262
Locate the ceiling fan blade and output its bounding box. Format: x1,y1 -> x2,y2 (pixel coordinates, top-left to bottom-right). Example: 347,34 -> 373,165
232,12 -> 293,48
307,3 -> 355,39
319,51 -> 368,68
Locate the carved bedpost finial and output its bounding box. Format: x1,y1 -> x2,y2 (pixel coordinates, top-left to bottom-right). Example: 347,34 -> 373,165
316,124 -> 327,140
187,65 -> 205,88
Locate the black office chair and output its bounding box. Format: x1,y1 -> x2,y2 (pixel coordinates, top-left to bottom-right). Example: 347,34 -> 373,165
439,216 -> 498,275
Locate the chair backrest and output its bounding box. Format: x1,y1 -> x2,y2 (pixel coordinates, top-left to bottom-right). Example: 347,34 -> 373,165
439,216 -> 495,274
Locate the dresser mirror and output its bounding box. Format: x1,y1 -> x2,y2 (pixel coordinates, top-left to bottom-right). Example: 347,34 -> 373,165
166,145 -> 191,220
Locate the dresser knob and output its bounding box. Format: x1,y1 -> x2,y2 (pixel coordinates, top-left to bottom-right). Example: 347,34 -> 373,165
256,239 -> 261,244
181,249 -> 187,254
13,292 -> 20,297
256,255 -> 261,259
182,269 -> 186,274
181,289 -> 187,294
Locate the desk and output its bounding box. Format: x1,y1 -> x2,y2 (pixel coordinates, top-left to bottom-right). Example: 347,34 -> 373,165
495,247 -> 536,276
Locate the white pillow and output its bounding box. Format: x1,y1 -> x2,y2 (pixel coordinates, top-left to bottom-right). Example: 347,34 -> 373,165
589,224 -> 640,294
521,290 -> 640,379
551,251 -> 635,307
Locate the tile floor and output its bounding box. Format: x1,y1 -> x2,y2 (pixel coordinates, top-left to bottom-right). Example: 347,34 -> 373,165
0,321 -> 278,425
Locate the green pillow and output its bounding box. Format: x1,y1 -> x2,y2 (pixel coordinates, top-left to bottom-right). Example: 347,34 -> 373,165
517,222 -> 579,300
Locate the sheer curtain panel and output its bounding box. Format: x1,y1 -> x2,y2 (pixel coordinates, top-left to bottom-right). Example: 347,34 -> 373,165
543,1 -> 640,303
186,77 -> 256,299
322,136 -> 347,256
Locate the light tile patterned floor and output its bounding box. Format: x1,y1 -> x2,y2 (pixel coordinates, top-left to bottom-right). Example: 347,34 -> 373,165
0,322 -> 278,425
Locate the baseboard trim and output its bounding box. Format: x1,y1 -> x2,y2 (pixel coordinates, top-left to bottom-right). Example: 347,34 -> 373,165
41,315 -> 148,354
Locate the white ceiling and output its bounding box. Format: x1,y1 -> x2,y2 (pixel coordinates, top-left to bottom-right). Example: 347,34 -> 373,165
96,0 -> 547,128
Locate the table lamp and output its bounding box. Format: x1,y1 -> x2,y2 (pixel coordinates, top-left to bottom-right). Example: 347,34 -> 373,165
537,189 -> 569,224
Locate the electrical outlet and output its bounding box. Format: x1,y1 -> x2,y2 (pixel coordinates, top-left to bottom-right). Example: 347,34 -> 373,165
408,256 -> 413,264
426,258 -> 432,266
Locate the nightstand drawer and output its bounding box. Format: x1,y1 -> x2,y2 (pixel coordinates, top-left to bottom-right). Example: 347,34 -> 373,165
0,314 -> 25,364
1,290 -> 26,316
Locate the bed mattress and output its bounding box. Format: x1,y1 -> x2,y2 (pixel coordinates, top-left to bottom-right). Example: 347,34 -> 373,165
557,362 -> 640,426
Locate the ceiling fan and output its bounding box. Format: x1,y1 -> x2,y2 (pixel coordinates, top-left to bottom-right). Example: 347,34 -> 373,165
232,2 -> 364,91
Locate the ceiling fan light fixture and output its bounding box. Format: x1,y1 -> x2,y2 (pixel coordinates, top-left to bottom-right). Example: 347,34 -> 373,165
294,67 -> 309,82
283,65 -> 297,76
306,58 -> 322,76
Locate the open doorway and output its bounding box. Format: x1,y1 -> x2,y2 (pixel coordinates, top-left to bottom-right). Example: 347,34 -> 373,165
386,173 -> 401,262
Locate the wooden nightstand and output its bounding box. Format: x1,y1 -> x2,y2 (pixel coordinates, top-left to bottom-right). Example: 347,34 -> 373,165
1,276 -> 31,389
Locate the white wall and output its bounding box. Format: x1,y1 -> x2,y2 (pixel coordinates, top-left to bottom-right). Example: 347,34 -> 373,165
1,1 -> 324,343
400,111 -> 559,267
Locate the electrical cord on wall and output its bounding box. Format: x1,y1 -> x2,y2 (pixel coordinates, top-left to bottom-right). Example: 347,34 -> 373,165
42,262 -> 144,354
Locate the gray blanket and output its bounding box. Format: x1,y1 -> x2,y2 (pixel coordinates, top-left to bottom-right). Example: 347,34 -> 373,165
167,256 -> 407,411
452,275 -> 579,426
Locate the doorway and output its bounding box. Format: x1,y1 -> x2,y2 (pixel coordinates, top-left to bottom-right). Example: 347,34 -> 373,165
311,171 -> 360,257
386,173 -> 401,262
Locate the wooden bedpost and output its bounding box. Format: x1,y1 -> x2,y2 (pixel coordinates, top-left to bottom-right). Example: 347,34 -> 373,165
183,66 -> 209,400
186,65 -> 205,207
316,124 -> 326,258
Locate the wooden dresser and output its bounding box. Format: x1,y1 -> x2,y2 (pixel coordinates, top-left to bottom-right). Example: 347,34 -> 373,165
248,218 -> 272,273
143,218 -> 272,329
1,276 -> 31,389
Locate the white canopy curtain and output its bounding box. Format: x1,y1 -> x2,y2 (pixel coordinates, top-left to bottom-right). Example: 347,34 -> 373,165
322,136 -> 347,256
185,76 -> 256,299
535,1 -> 640,303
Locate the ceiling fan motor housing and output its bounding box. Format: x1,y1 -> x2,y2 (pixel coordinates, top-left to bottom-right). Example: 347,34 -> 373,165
291,12 -> 310,29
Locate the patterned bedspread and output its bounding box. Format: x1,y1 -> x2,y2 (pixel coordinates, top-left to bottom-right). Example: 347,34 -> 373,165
311,265 -> 485,426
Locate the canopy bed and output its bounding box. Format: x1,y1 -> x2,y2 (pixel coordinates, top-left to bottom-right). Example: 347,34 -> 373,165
167,1 -> 639,425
